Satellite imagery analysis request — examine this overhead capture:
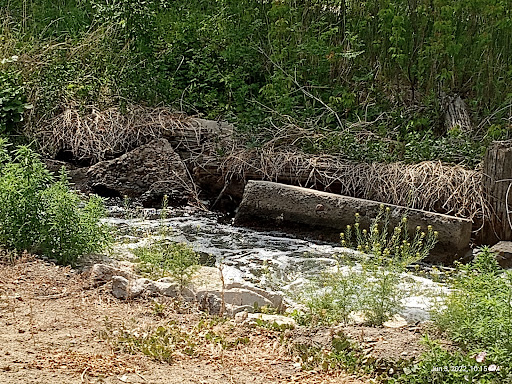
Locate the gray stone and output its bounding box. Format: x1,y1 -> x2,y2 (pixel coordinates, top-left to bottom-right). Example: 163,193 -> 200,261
157,277 -> 174,284
490,241 -> 512,268
87,138 -> 193,205
44,159 -> 90,192
89,263 -> 136,285
197,291 -> 223,315
111,276 -> 148,299
205,288 -> 273,309
191,266 -> 224,292
231,305 -> 254,317
150,281 -> 195,299
111,276 -> 130,299
235,181 -> 472,263
382,314 -> 408,328
196,290 -> 271,317
144,280 -> 179,297
225,282 -> 284,310
112,276 -> 196,300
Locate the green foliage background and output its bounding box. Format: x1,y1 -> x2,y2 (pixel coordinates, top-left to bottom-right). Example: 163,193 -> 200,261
1,0 -> 511,166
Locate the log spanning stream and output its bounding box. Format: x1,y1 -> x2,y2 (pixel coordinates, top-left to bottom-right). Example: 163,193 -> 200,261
104,205 -> 449,323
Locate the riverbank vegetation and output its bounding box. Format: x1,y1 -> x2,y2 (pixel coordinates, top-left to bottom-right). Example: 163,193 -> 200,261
0,139 -> 110,265
0,148 -> 509,382
1,1 -> 511,382
296,207 -> 438,326
1,0 -> 512,167
294,221 -> 511,383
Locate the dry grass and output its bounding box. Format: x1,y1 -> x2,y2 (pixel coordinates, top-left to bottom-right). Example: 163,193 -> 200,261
37,105 -> 190,162
216,147 -> 489,225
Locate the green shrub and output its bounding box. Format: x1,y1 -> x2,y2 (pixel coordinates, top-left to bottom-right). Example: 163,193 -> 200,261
298,262 -> 362,326
340,206 -> 438,267
0,56 -> 32,135
0,140 -> 110,265
392,248 -> 512,383
434,247 -> 512,350
425,247 -> 512,381
132,194 -> 199,290
5,0 -> 512,166
298,205 -> 438,326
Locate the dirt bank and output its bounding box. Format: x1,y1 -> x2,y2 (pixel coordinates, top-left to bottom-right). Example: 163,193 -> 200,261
0,256 -> 367,384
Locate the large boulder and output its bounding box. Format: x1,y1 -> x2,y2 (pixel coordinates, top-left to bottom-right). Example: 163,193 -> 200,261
235,181 -> 472,264
44,159 -> 89,191
86,138 -> 193,205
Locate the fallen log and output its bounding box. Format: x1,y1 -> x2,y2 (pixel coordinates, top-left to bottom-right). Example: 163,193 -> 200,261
234,181 -> 472,264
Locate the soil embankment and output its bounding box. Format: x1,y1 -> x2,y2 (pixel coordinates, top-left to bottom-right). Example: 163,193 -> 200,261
0,256 -> 368,384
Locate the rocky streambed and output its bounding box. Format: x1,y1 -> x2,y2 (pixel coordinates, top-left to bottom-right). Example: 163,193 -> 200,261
97,204 -> 450,324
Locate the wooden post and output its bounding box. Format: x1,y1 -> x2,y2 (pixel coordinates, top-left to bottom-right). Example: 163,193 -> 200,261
482,141 -> 512,244
443,94 -> 473,133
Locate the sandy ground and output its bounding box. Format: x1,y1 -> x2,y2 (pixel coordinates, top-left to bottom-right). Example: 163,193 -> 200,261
0,256 -> 368,384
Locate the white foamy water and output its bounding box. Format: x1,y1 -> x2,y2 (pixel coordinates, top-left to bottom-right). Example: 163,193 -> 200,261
104,206 -> 449,322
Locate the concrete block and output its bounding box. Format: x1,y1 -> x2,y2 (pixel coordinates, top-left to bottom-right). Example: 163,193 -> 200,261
235,181 -> 472,264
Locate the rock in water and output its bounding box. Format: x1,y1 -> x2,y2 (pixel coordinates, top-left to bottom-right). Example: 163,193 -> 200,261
87,138 -> 193,205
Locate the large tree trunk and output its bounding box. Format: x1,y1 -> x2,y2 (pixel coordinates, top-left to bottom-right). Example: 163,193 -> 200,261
481,141 -> 512,244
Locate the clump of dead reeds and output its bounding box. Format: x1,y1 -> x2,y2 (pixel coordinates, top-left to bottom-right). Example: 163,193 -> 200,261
39,106 -> 488,226
217,147 -> 489,224
37,105 -> 189,162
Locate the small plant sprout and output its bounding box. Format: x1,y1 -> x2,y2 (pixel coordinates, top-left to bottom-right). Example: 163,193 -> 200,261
133,195 -> 198,291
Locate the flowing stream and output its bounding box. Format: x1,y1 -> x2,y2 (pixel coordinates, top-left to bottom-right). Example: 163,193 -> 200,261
104,205 -> 449,323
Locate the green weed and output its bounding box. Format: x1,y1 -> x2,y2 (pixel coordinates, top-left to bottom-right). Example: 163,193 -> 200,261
103,317 -> 251,363
0,56 -> 32,135
298,205 -> 438,326
133,240 -> 199,290
104,321 -> 197,362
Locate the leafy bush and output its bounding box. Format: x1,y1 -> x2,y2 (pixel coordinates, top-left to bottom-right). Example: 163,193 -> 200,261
434,248 -> 512,351
0,139 -> 110,265
298,262 -> 362,326
4,0 -> 512,166
390,248 -> 512,383
396,336 -> 509,384
424,247 -> 512,381
341,207 -> 438,267
0,56 -> 31,135
299,206 -> 438,326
